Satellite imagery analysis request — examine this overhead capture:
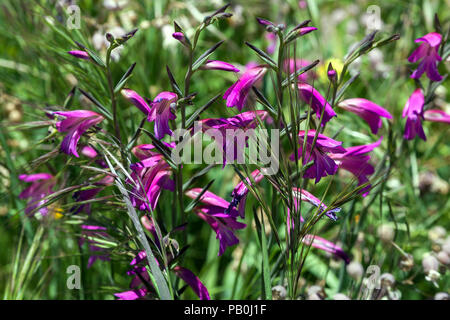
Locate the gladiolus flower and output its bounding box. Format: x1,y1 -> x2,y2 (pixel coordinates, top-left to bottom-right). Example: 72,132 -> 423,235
53,110 -> 104,157
223,65 -> 267,111
297,84 -> 337,125
19,173 -> 55,217
71,175 -> 114,214
290,130 -> 346,183
148,91 -> 178,139
196,110 -> 269,167
68,50 -> 90,60
303,234 -> 350,264
424,109 -> 450,124
186,188 -> 246,256
408,32 -> 443,82
402,88 -> 426,141
200,60 -> 240,72
330,137 -> 383,196
129,144 -> 175,211
337,98 -> 393,134
79,225 -> 111,268
121,89 -> 152,115
228,169 -> 265,218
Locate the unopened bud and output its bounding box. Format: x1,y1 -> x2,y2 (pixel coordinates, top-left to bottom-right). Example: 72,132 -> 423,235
377,224 -> 395,243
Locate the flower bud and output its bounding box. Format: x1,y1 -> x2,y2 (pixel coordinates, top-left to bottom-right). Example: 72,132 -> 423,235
327,62 -> 337,82
346,261 -> 364,280
106,32 -> 115,43
68,50 -> 90,60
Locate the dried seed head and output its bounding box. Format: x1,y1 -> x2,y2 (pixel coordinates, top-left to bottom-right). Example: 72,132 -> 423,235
346,261 -> 364,280
333,293 -> 350,300
422,254 -> 439,273
436,251 -> 449,265
271,285 -> 287,300
428,226 -> 446,243
377,224 -> 395,243
399,254 -> 414,272
434,292 -> 449,300
380,273 -> 395,287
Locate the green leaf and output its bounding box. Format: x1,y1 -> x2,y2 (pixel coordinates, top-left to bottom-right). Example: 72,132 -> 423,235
245,42 -> 277,69
186,93 -> 221,129
192,41 -> 224,71
114,62 -> 136,93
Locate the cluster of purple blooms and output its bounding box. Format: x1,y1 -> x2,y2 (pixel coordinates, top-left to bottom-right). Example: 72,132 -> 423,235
18,13 -> 449,300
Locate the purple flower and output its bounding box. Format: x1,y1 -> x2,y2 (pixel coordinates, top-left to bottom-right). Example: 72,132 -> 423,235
228,169 -> 264,218
200,60 -> 240,72
256,17 -> 276,28
79,225 -> 111,268
291,187 -> 342,221
186,188 -> 246,256
284,59 -> 318,83
330,137 -> 382,196
129,144 -> 175,211
148,91 -> 178,139
71,175 -> 114,214
197,111 -> 269,167
424,109 -> 450,124
290,130 -> 346,183
68,50 -> 90,60
19,173 -> 55,217
172,32 -> 189,47
265,33 -> 277,54
337,98 -> 393,134
53,110 -> 104,157
302,234 -> 350,264
173,266 -> 210,300
223,65 -> 267,111
115,250 -> 210,300
408,32 -> 443,82
297,84 -> 337,125
402,88 -> 426,141
121,89 -> 152,116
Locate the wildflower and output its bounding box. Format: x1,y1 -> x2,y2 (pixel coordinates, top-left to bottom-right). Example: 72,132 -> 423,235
19,173 -> 55,217
402,88 -> 426,141
337,98 -> 392,134
265,33 -> 277,54
197,110 -> 269,166
115,250 -> 210,300
79,225 -> 111,268
290,130 -> 346,183
290,187 -> 342,222
424,109 -> 450,123
377,224 -> 395,243
148,91 -> 178,139
200,60 -> 240,72
129,144 -> 175,211
303,234 -> 350,264
53,110 -> 104,157
329,137 -> 382,196
71,175 -> 114,214
67,50 -> 90,60
283,59 -> 318,83
408,32 -> 443,82
121,89 -> 152,115
228,169 -> 264,218
223,65 -> 267,111
186,189 -> 246,256
271,285 -> 287,300
297,84 -> 337,125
